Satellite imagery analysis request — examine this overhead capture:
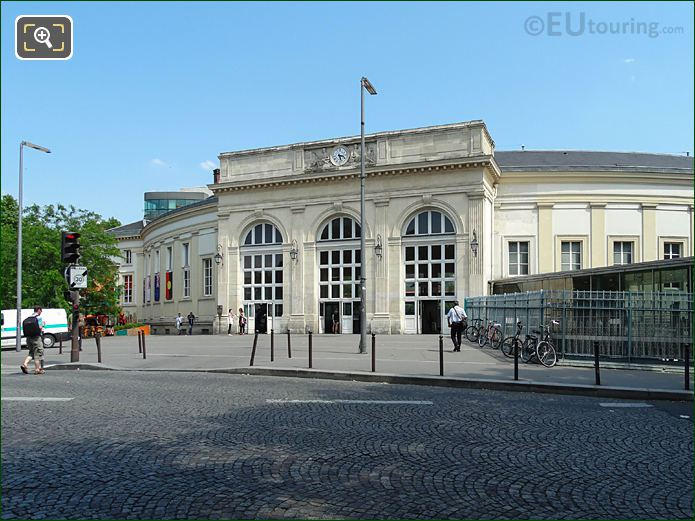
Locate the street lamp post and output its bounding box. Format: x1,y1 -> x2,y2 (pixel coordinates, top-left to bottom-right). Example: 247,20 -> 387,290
359,77 -> 377,354
16,141 -> 51,352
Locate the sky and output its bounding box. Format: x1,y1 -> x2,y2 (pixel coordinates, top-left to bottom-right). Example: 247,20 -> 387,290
1,1 -> 693,225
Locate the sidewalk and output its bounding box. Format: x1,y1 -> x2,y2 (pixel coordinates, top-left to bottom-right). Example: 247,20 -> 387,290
3,333 -> 692,394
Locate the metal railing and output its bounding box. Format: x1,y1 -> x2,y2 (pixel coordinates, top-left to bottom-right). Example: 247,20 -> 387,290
465,290 -> 693,362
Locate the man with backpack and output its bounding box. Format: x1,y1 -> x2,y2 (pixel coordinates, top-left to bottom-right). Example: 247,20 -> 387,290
20,307 -> 45,375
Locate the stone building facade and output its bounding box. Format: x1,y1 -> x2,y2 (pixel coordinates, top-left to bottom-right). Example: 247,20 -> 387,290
109,121 -> 694,335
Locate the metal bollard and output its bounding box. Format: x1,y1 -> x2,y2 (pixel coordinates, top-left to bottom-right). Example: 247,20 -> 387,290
95,332 -> 102,363
137,330 -> 142,353
684,344 -> 690,391
270,329 -> 274,362
141,331 -> 147,360
514,340 -> 519,381
250,332 -> 259,366
593,341 -> 600,386
439,335 -> 444,376
371,333 -> 376,373
59,337 -> 63,354
287,330 -> 292,359
308,332 -> 313,369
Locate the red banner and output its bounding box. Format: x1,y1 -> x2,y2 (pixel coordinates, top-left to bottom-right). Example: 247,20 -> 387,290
165,271 -> 172,300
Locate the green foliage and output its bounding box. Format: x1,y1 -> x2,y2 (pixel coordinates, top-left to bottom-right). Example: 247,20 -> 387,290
0,196 -> 122,316
113,322 -> 145,331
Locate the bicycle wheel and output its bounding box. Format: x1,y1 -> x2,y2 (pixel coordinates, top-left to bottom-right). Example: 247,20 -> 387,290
491,328 -> 503,349
465,326 -> 479,343
536,341 -> 557,367
520,339 -> 536,363
478,330 -> 488,347
501,337 -> 516,358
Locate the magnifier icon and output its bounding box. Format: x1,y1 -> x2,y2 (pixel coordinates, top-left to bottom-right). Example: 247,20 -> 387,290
33,26 -> 53,49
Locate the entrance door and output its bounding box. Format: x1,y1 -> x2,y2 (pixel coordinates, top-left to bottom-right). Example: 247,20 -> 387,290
420,300 -> 441,334
352,301 -> 361,335
254,303 -> 268,334
324,302 -> 340,334
341,302 -> 353,334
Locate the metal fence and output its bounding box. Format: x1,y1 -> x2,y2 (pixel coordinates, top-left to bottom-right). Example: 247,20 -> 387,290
464,290 -> 693,362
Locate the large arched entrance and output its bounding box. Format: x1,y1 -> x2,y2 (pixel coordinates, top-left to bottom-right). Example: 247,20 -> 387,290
316,216 -> 362,334
240,222 -> 284,333
402,209 -> 457,334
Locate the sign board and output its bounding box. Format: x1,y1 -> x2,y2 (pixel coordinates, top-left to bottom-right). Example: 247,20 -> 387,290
69,266 -> 88,289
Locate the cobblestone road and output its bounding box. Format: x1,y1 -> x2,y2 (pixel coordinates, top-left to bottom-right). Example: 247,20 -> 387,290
2,371 -> 692,519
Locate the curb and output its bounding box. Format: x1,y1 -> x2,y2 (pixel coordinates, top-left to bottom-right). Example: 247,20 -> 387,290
43,363 -> 693,401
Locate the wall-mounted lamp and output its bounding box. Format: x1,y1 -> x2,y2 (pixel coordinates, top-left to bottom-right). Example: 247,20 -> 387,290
374,234 -> 383,259
289,239 -> 299,262
470,230 -> 479,258
214,244 -> 223,266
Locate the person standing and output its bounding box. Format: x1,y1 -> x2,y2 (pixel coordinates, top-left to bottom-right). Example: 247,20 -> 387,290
187,312 -> 196,335
227,308 -> 236,335
238,308 -> 247,335
175,313 -> 184,335
332,310 -> 340,334
446,300 -> 467,352
20,307 -> 45,375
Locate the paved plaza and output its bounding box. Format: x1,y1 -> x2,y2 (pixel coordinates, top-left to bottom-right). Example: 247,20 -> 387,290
2,333 -> 691,392
1,370 -> 692,519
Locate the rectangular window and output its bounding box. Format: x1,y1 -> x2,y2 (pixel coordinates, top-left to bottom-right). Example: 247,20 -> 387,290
124,249 -> 132,264
613,241 -> 633,265
183,268 -> 190,298
664,242 -> 681,260
182,243 -> 189,267
561,241 -> 582,271
123,274 -> 133,304
508,241 -> 529,276
166,247 -> 172,271
200,258 -> 212,296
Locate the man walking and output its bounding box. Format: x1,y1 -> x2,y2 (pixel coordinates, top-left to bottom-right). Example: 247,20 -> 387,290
446,300 -> 467,352
176,313 -> 184,335
20,307 -> 45,375
187,312 -> 196,335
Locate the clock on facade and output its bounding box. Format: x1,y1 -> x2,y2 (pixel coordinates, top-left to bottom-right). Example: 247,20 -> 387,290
330,145 -> 350,166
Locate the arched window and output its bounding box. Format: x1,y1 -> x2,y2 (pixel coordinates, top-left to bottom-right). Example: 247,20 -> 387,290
243,222 -> 283,246
241,222 -> 284,323
319,216 -> 361,241
316,216 -> 362,334
404,210 -> 454,236
402,210 -> 457,335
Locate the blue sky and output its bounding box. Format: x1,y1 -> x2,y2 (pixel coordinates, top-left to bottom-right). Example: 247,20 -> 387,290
2,1 -> 693,225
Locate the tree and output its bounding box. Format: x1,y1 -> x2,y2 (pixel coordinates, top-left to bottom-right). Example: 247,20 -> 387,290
0,195 -> 122,316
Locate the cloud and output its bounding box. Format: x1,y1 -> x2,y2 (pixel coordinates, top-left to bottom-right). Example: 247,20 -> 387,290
623,58 -> 636,63
150,158 -> 168,167
199,160 -> 217,171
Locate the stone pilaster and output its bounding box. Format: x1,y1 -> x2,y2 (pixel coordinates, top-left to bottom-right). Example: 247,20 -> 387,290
641,203 -> 658,262
537,203 -> 554,273
467,195 -> 485,296
590,203 -> 606,268
371,198 -> 391,334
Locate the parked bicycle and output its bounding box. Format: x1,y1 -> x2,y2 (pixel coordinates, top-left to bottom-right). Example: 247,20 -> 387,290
465,318 -> 483,343
501,321 -> 524,358
478,320 -> 503,349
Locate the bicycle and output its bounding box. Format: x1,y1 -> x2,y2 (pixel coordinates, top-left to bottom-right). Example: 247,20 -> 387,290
535,320 -> 559,367
501,321 -> 524,358
465,318 -> 483,343
478,320 -> 503,349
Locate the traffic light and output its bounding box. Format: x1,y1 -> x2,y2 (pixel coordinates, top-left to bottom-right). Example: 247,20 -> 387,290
61,231 -> 81,264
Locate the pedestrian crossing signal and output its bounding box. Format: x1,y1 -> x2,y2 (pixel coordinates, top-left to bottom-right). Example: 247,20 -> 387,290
61,231 -> 81,264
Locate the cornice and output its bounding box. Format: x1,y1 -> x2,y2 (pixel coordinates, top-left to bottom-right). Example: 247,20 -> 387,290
211,157 -> 494,195
498,170 -> 693,184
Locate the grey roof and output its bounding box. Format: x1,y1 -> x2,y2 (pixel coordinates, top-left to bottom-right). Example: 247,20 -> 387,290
107,220 -> 145,238
495,150 -> 693,173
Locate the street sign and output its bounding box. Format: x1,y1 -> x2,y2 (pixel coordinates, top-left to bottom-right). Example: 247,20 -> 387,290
68,266 -> 88,289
